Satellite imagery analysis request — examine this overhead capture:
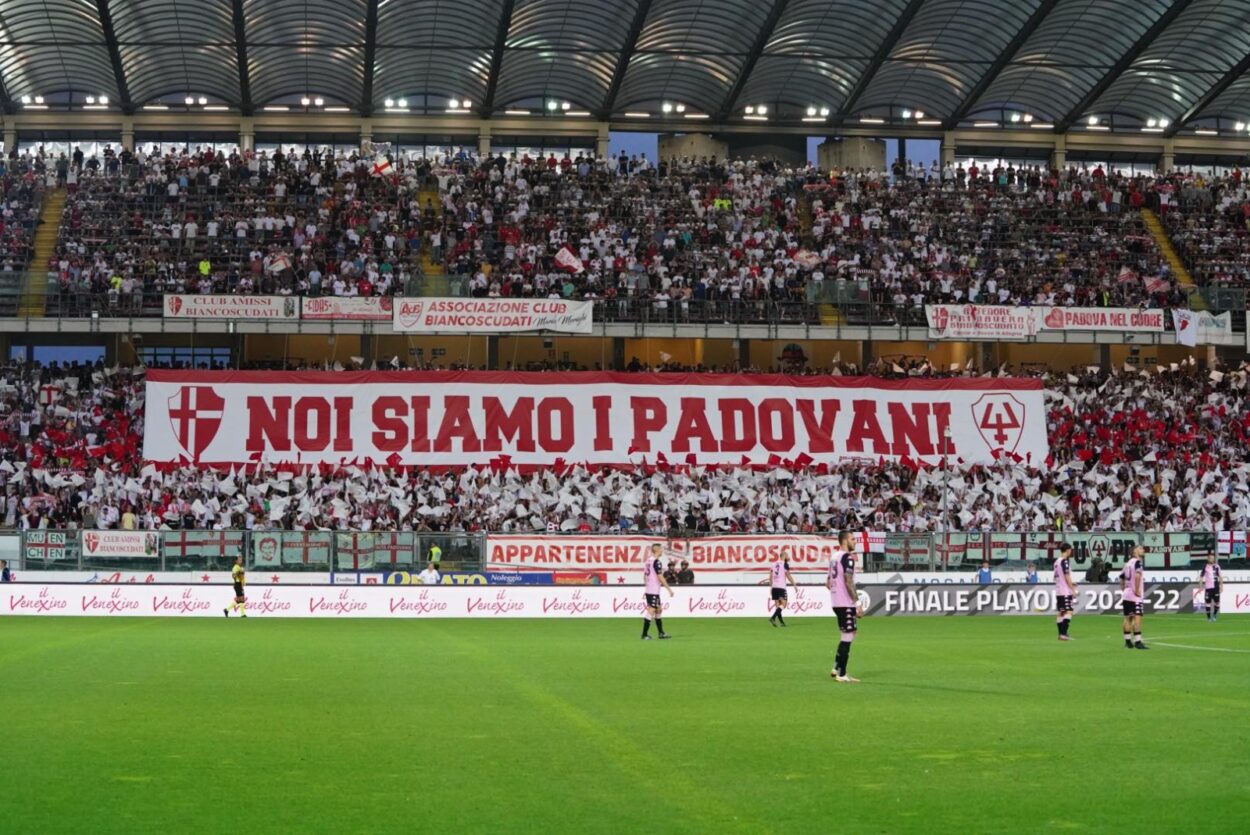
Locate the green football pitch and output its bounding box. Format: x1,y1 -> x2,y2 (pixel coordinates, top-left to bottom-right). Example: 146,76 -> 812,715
2,615 -> 1247,834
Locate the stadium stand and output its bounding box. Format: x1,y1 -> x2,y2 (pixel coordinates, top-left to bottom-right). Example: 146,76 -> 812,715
26,145 -> 1218,325
3,362 -> 1247,534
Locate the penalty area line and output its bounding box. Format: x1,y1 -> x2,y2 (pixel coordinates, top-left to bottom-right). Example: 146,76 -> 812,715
1150,641 -> 1250,654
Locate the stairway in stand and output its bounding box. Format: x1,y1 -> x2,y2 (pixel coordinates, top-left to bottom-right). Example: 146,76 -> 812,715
18,187 -> 66,317
416,188 -> 446,295
1140,207 -> 1205,310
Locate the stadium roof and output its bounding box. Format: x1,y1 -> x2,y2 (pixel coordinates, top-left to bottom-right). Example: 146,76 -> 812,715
2,0 -> 1250,136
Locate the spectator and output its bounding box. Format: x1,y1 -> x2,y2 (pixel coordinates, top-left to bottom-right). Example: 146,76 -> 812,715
677,560 -> 695,585
976,561 -> 993,585
1024,562 -> 1039,584
417,561 -> 441,585
1,559 -> 10,582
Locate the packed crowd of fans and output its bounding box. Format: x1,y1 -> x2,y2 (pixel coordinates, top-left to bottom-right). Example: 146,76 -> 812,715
48,144 -> 430,315
1160,168 -> 1250,291
0,154 -> 48,274
2,361 -> 1247,534
20,143 -> 1222,321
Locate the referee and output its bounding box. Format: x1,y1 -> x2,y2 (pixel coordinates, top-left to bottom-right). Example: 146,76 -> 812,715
224,556 -> 247,618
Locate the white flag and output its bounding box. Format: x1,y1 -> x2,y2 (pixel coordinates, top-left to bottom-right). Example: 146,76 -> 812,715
1172,309 -> 1198,347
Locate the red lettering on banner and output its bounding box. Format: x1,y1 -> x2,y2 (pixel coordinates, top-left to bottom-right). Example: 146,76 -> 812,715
592,396 -> 613,451
888,402 -> 934,457
483,397 -> 535,452
796,399 -> 839,453
332,397 -> 353,452
372,396 -> 407,451
758,398 -> 795,452
846,400 -> 889,456
719,398 -> 755,452
294,397 -> 331,451
410,396 -> 431,452
671,397 -> 718,453
629,397 -> 666,453
933,401 -> 955,455
433,396 -> 482,452
537,398 -> 574,452
247,396 -> 291,452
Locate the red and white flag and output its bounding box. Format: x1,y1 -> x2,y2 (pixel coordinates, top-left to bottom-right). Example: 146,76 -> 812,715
1172,309 -> 1198,347
1143,276 -> 1170,295
554,246 -> 585,274
371,153 -> 393,177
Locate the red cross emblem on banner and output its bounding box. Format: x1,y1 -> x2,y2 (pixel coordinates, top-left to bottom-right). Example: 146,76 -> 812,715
168,386 -> 225,459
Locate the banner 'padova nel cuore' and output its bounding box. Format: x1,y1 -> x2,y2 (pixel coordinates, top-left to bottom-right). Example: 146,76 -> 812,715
142,370 -> 1048,467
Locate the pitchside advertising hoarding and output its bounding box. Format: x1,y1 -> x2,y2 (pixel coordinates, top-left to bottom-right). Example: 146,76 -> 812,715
142,370 -> 1047,467
4,582 -> 1247,617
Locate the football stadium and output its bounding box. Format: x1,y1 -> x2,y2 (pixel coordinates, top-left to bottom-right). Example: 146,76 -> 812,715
2,0 -> 1250,831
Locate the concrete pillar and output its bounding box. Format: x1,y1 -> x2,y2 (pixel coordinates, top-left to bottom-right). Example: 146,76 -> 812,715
360,333 -> 376,368
860,340 -> 873,369
1099,344 -> 1111,371
979,342 -> 995,370
940,130 -> 956,166
1160,138 -> 1175,173
658,133 -> 728,162
360,129 -> 373,156
736,338 -> 751,370
595,123 -> 610,159
120,116 -> 134,151
897,136 -> 907,169
1051,135 -> 1066,172
487,335 -> 500,370
239,118 -> 254,153
478,123 -> 492,159
3,127 -> 15,153
817,137 -> 885,172
612,337 -> 625,371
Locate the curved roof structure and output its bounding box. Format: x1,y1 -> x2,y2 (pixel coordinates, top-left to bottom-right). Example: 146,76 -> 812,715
0,0 -> 1248,135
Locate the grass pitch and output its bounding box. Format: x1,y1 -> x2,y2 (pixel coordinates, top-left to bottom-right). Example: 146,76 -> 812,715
1,614 -> 1247,834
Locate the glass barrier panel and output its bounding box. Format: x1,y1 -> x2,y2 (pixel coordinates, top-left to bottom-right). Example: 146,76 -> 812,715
251,531 -> 333,572
162,530 -> 247,572
334,532 -> 417,571
22,530 -> 81,570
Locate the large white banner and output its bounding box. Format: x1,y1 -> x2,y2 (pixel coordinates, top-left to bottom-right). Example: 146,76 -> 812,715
142,371 -> 1048,467
1036,306 -> 1165,333
392,298 -> 593,334
81,531 -> 161,560
926,305 -> 1038,340
5,583 -> 1245,618
301,296 -> 393,321
163,295 -> 300,319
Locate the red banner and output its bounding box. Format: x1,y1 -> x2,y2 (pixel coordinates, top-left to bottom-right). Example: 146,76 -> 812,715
142,370 -> 1047,467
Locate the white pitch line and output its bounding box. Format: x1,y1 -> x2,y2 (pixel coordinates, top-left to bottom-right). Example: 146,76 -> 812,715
1135,631 -> 1250,642
1151,641 -> 1250,654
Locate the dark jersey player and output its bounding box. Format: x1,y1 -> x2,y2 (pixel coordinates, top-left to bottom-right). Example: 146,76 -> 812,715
641,542 -> 673,640
1199,554 -> 1223,622
224,556 -> 247,618
1119,545 -> 1148,649
827,531 -> 864,683
1053,543 -> 1078,640
768,550 -> 797,626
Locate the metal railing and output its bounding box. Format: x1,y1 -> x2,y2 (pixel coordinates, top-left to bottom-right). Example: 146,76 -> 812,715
8,530 -> 1239,576
4,281 -> 1246,328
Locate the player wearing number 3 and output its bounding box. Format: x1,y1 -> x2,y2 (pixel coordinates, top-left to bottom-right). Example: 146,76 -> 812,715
1053,543 -> 1077,641
828,531 -> 864,683
1119,545 -> 1148,650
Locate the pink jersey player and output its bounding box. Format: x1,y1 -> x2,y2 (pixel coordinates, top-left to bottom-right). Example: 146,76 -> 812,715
1121,557 -> 1143,602
828,550 -> 857,608
1053,556 -> 1074,596
770,560 -> 789,589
